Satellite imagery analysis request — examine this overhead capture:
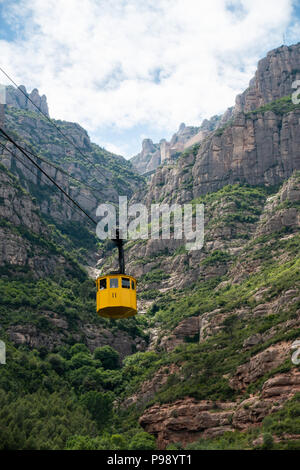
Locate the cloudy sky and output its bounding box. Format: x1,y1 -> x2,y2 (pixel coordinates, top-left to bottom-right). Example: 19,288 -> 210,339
0,0 -> 299,158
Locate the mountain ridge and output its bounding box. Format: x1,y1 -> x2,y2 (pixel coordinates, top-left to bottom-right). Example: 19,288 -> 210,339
131,42 -> 300,177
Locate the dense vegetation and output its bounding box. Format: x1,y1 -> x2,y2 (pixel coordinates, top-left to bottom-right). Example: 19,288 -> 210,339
0,341 -> 157,450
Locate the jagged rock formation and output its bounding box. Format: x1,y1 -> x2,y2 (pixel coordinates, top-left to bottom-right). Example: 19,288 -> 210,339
234,43 -> 300,114
140,368 -> 300,449
140,398 -> 236,448
131,116 -> 224,175
0,95 -> 147,372
142,108 -> 299,204
133,43 -> 300,204
7,316 -> 145,359
0,96 -> 143,229
139,349 -> 300,449
104,170 -> 300,304
131,42 -> 300,177
6,85 -> 49,117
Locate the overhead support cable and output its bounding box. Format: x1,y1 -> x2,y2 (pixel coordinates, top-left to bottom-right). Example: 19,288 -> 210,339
0,126 -> 97,226
0,66 -> 106,181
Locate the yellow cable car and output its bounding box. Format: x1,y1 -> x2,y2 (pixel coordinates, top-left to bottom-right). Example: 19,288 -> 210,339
96,229 -> 137,319
96,274 -> 137,319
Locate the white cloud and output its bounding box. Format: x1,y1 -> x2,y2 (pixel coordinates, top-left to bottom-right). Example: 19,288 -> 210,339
0,0 -> 297,156
102,141 -> 126,156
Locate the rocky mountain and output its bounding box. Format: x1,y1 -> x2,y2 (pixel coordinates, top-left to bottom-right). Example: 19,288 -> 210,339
6,85 -> 49,116
132,43 -> 300,184
1,86 -> 143,225
115,43 -> 300,450
131,44 -> 300,210
0,160 -> 147,355
131,172 -> 300,448
234,43 -> 300,113
130,115 -> 225,175
0,43 -> 300,451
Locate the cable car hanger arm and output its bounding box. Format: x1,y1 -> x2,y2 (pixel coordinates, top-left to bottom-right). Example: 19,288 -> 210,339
112,228 -> 125,274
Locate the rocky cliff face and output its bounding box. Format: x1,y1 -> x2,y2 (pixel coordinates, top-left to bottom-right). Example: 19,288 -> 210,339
130,116 -> 224,175
0,98 -> 144,228
0,164 -> 70,277
131,42 -> 299,178
140,367 -> 300,449
122,170 -> 300,449
138,44 -> 300,206
6,85 -> 49,117
234,43 -> 300,114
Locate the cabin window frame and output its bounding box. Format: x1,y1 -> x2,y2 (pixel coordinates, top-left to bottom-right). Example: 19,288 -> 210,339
99,278 -> 107,290
122,277 -> 130,289
110,278 -> 119,288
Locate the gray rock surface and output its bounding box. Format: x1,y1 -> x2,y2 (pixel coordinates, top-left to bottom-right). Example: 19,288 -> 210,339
6,85 -> 49,116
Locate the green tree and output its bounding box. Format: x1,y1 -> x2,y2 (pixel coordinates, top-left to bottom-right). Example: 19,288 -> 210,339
80,391 -> 114,429
110,434 -> 127,450
69,352 -> 95,369
65,435 -> 104,450
262,433 -> 274,450
68,366 -> 102,391
70,343 -> 90,356
94,346 -> 120,369
129,432 -> 156,450
48,354 -> 66,375
223,314 -> 238,339
0,390 -> 96,450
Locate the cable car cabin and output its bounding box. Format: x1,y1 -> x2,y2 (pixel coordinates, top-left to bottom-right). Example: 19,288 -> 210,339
96,274 -> 137,319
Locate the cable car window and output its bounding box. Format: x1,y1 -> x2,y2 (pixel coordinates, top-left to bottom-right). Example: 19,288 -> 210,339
110,278 -> 118,288
122,277 -> 130,289
131,280 -> 135,290
100,279 -> 107,290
